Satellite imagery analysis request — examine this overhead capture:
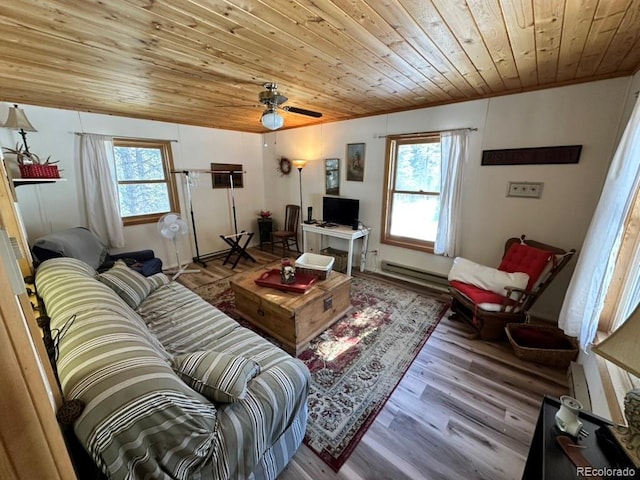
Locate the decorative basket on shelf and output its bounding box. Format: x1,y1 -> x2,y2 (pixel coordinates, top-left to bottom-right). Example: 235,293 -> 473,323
2,144 -> 60,179
19,164 -> 60,179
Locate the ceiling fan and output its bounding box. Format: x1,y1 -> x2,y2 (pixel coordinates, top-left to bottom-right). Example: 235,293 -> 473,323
258,83 -> 322,130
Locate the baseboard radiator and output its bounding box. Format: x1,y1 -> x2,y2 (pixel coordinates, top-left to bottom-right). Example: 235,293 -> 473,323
380,260 -> 450,292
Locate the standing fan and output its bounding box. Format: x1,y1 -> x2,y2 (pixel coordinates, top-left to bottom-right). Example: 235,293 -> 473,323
158,213 -> 199,280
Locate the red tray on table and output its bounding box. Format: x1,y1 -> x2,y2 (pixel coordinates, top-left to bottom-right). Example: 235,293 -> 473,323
254,269 -> 317,293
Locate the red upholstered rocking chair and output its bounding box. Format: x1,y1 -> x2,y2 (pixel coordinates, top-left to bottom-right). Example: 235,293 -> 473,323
448,235 -> 575,340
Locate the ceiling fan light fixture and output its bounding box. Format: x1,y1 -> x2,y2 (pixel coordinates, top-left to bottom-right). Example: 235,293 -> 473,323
261,109 -> 284,130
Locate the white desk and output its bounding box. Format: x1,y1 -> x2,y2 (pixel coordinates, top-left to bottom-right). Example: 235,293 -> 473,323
302,224 -> 371,276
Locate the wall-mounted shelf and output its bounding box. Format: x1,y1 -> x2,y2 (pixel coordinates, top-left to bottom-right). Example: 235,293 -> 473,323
13,178 -> 66,187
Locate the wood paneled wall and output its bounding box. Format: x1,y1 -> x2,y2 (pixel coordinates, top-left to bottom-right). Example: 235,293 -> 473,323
0,261 -> 76,479
0,158 -> 75,478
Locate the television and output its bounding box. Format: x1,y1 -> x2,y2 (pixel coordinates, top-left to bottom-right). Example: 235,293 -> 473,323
322,196 -> 359,227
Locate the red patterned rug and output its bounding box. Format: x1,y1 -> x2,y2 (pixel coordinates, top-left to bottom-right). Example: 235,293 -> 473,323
192,274 -> 449,471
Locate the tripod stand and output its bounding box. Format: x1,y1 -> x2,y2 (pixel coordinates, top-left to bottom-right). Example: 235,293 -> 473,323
219,171 -> 256,268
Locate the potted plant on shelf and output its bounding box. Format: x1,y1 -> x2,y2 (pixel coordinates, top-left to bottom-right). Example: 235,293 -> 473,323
2,143 -> 60,178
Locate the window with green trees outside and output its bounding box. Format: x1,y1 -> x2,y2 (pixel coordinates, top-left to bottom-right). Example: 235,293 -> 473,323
113,139 -> 178,226
382,134 -> 441,252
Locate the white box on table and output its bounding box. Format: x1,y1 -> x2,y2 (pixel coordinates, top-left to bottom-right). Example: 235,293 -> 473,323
294,253 -> 335,280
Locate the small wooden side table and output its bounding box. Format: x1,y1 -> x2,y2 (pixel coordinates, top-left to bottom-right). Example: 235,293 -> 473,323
522,395 -> 637,479
257,217 -> 273,250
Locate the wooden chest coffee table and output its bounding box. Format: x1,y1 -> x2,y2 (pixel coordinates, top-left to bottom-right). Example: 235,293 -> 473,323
230,262 -> 352,355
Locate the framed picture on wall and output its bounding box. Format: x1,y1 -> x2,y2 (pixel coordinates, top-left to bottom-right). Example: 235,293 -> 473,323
346,143 -> 365,182
211,163 -> 244,188
325,158 -> 340,195
481,145 -> 582,165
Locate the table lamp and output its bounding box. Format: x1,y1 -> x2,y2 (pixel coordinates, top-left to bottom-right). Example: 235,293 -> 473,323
592,302 -> 640,467
3,104 -> 37,153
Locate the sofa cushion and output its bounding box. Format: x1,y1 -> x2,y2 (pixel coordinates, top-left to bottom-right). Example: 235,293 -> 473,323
97,260 -> 169,308
36,258 -> 171,361
450,280 -> 520,312
173,350 -> 260,403
448,256 -> 529,297
498,242 -> 554,290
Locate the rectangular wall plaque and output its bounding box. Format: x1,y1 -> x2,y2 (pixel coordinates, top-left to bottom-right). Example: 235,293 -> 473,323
481,145 -> 582,166
211,163 -> 244,188
506,181 -> 544,198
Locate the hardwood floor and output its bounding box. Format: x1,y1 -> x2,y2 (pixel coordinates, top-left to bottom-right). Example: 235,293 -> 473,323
184,248 -> 569,480
176,247 -> 284,289
278,314 -> 567,480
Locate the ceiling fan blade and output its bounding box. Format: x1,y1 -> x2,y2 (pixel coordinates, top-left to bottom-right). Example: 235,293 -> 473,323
282,106 -> 323,118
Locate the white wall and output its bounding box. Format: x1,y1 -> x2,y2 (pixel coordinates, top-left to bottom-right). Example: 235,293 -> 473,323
1,77 -> 634,320
0,104 -> 264,267
264,77 -> 632,321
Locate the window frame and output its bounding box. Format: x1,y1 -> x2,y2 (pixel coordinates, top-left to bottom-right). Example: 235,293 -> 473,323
381,133 -> 441,253
112,138 -> 179,226
594,162 -> 640,425
599,183 -> 640,332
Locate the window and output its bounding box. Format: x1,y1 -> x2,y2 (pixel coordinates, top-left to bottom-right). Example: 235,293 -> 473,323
599,186 -> 640,333
382,134 -> 441,252
112,139 -> 178,226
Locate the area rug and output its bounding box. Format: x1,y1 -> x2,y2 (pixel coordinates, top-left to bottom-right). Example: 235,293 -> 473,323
191,274 -> 449,471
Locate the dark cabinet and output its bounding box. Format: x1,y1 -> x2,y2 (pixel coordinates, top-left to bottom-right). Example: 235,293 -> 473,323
257,218 -> 273,250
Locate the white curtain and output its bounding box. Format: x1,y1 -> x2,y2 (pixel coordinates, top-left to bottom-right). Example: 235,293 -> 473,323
559,95 -> 640,348
434,129 -> 469,256
78,134 -> 125,248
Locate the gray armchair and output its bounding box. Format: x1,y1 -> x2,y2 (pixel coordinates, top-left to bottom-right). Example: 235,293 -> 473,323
32,227 -> 163,276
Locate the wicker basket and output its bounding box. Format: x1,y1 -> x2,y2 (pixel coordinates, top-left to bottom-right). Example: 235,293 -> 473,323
295,253 -> 334,280
19,164 -> 60,179
505,323 -> 578,369
321,247 -> 348,273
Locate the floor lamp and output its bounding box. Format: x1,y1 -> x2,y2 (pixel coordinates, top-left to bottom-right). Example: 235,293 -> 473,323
292,159 -> 307,252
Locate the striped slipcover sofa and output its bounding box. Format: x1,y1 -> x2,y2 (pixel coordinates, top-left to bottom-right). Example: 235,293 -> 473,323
36,258 -> 310,480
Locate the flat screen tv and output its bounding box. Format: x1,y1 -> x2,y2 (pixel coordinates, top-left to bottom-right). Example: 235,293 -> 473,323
322,196 -> 359,227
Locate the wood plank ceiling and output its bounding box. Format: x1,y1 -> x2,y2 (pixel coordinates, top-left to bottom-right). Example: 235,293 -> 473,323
0,0 -> 639,134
